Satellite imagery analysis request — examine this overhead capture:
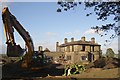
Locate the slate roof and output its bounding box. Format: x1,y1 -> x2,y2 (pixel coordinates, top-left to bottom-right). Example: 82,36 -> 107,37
59,40 -> 101,47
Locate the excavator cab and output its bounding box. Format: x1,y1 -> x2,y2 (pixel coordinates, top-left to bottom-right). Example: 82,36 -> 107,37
7,43 -> 24,57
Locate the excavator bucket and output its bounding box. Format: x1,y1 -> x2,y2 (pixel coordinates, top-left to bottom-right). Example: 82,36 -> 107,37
7,44 -> 24,57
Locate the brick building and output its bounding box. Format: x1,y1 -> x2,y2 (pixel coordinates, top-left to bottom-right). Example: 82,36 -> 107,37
56,37 -> 101,64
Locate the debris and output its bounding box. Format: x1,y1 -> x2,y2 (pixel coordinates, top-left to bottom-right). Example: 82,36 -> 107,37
63,64 -> 85,76
86,57 -> 120,69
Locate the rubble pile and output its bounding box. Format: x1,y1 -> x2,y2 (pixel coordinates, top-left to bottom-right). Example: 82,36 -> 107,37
86,57 -> 120,69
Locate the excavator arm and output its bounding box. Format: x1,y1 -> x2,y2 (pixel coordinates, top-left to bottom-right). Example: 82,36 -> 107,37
2,7 -> 34,68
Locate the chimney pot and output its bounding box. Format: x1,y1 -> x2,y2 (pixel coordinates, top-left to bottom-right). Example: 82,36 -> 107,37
56,42 -> 59,46
71,37 -> 74,42
81,36 -> 85,41
64,38 -> 67,44
91,37 -> 95,43
38,46 -> 43,52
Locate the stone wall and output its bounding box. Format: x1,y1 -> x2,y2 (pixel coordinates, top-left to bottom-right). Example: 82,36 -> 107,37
85,46 -> 90,52
56,37 -> 101,64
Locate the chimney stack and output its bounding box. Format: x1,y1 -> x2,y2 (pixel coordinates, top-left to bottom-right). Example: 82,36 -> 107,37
56,42 -> 59,47
91,37 -> 95,43
71,37 -> 74,42
64,38 -> 67,44
38,46 -> 43,52
81,36 -> 85,42
56,42 -> 59,52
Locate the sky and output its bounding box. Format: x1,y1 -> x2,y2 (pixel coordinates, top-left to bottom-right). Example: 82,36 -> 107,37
0,1 -> 118,54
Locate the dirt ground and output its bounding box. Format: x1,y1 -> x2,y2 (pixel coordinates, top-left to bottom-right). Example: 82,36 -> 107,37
38,68 -> 120,80
2,63 -> 64,79
1,63 -> 120,80
1,55 -> 120,80
71,68 -> 120,78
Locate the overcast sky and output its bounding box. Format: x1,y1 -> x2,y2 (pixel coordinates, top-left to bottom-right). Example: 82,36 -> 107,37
0,2 -> 118,54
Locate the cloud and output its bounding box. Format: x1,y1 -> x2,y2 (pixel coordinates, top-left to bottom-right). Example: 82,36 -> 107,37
43,43 -> 55,51
84,29 -> 96,35
66,32 -> 72,36
45,32 -> 57,37
84,29 -> 104,35
65,30 -> 81,36
34,41 -> 56,51
74,30 -> 81,36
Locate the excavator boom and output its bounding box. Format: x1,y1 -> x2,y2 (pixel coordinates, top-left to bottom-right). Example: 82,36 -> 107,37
2,7 -> 34,68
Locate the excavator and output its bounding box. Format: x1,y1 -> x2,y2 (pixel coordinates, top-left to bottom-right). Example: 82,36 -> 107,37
2,7 -> 51,68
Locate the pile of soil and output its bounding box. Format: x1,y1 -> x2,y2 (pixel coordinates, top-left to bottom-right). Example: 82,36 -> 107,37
71,68 -> 120,78
85,57 -> 120,69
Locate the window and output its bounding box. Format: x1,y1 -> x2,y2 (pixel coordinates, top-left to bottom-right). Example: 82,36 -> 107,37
72,45 -> 74,52
67,56 -> 71,60
67,46 -> 70,52
81,56 -> 87,61
91,46 -> 94,51
81,45 -> 85,51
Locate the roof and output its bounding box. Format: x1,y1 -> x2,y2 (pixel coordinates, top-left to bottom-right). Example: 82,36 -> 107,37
59,40 -> 101,47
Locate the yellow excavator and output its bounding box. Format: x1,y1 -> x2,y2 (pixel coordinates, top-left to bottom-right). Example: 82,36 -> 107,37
2,7 -> 51,68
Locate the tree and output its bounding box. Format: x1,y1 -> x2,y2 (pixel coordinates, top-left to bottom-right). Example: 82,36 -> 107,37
57,0 -> 120,42
106,48 -> 115,58
118,50 -> 120,58
44,48 -> 50,52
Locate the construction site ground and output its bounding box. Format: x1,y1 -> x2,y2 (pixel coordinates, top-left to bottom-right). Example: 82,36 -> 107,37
1,55 -> 120,80
1,63 -> 120,80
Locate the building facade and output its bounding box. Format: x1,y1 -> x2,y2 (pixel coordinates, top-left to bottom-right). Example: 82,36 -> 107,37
56,37 -> 101,64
